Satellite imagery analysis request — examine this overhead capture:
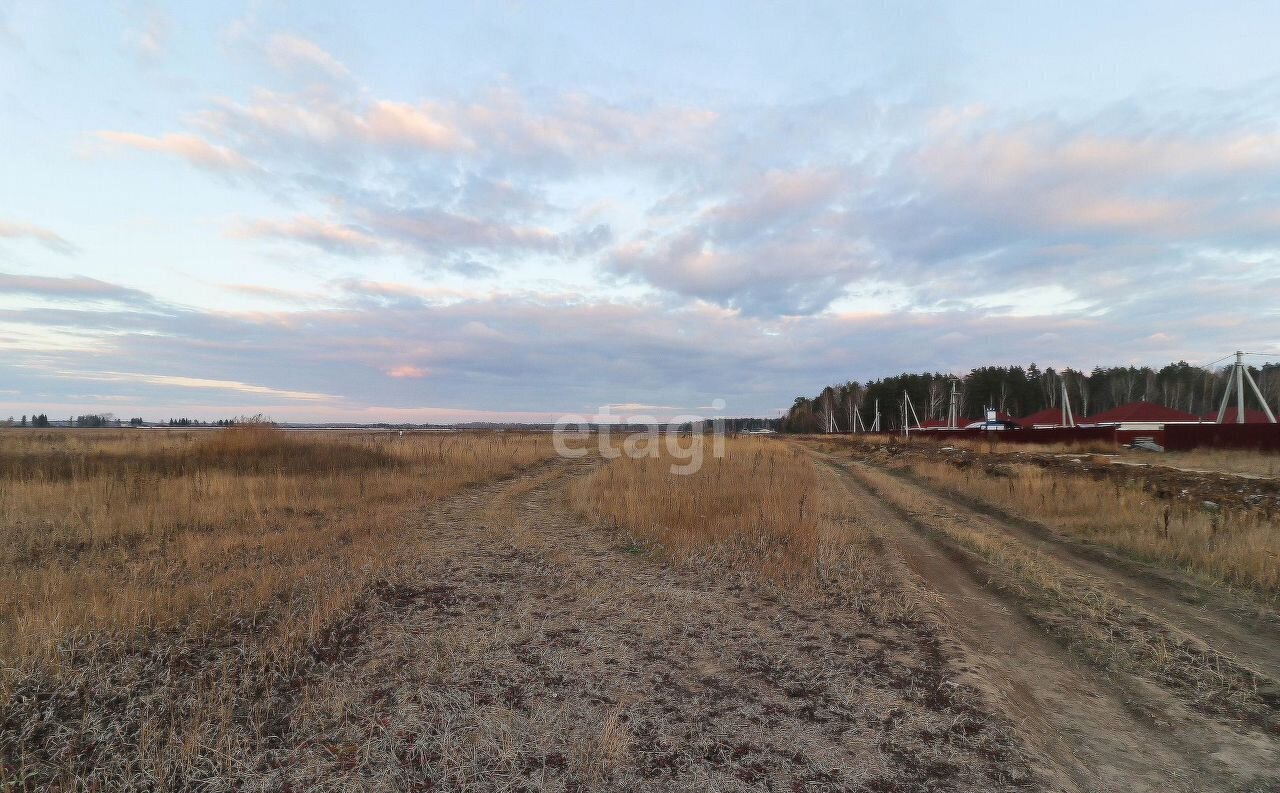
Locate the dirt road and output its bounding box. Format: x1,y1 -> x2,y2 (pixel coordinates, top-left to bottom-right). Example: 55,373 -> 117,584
251,457 -> 1032,791
890,465 -> 1280,682
813,450 -> 1280,792
207,449 -> 1280,791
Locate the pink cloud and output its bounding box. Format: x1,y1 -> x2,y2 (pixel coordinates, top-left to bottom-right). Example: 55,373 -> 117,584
363,100 -> 471,150
232,215 -> 381,254
0,220 -> 75,254
356,206 -> 558,252
0,272 -> 146,301
1042,195 -> 1193,233
95,131 -> 256,173
187,84 -> 716,164
266,33 -> 350,80
386,364 -> 428,378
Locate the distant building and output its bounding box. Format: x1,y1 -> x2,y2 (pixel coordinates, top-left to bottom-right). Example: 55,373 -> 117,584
962,411 -> 1018,430
1079,401 -> 1199,432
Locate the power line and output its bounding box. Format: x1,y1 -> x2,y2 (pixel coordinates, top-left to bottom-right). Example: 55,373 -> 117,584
1196,353 -> 1236,369
1190,350 -> 1280,369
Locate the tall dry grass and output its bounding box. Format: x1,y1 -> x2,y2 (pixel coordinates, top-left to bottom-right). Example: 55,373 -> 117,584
1152,448 -> 1280,478
0,427 -> 556,669
569,438 -> 927,631
910,460 -> 1280,595
948,437 -> 1116,455
569,438 -> 841,580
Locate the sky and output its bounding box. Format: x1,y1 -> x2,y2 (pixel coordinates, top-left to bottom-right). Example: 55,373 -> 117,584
2,1 -> 1279,423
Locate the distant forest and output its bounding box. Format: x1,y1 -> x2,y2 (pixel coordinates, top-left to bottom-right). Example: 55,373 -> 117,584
784,361 -> 1280,433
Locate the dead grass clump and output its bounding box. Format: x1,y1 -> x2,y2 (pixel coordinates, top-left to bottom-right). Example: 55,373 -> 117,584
910,460 -> 1280,595
186,423 -> 401,473
568,438 -> 829,580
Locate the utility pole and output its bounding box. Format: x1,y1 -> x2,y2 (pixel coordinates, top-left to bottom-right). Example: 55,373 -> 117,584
904,389 -> 923,434
873,399 -> 881,432
1215,350 -> 1277,424
947,379 -> 959,429
1061,379 -> 1075,427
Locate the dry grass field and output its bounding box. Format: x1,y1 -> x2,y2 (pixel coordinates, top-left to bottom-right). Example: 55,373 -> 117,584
1,426 -> 556,667
2,428 -> 1278,791
1155,447 -> 1280,478
0,427 -> 557,788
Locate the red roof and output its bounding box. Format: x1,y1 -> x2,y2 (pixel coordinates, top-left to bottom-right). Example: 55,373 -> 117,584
1018,407 -> 1075,426
1082,401 -> 1198,424
1199,409 -> 1276,424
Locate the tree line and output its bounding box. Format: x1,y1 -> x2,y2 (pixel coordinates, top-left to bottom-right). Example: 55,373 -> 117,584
2,414 -> 250,428
4,414 -> 53,427
784,361 -> 1280,433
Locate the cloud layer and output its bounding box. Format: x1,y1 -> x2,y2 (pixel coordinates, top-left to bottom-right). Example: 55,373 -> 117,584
4,21 -> 1279,420
88,34 -> 1280,316
2,267 -> 1275,421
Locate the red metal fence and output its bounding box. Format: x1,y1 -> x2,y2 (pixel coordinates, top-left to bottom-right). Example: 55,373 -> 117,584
841,427 -> 1119,446
1163,423 -> 1280,452
828,424 -> 1280,452
929,427 -> 1118,446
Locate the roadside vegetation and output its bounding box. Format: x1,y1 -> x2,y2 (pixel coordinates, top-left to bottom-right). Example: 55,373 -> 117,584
805,433 -> 1280,595
808,432 -> 1114,456
1155,448 -> 1280,478
909,458 -> 1280,596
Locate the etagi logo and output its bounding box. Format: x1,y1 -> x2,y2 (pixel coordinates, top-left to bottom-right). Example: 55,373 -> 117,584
552,400 -> 727,475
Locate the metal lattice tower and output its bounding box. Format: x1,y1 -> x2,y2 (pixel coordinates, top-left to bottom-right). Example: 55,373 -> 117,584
1215,351 -> 1277,424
